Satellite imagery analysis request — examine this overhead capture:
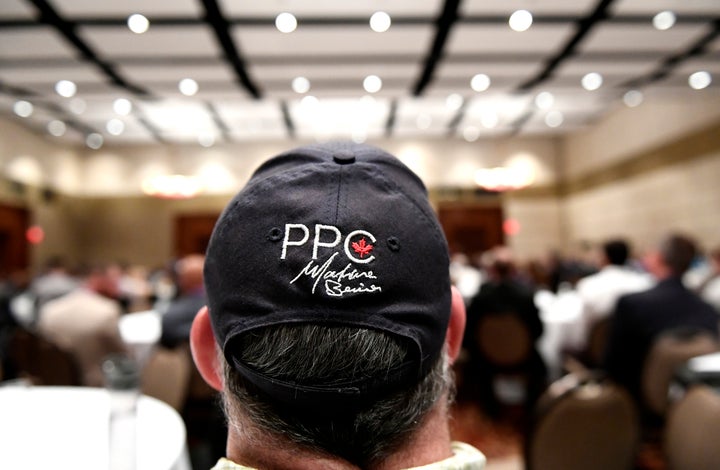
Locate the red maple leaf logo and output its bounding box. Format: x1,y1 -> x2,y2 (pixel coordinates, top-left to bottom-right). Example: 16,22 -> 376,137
352,237 -> 374,258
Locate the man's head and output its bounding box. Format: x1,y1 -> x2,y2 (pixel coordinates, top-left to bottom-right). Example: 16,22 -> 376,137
645,233 -> 698,279
603,239 -> 630,266
190,142 -> 465,466
174,254 -> 204,294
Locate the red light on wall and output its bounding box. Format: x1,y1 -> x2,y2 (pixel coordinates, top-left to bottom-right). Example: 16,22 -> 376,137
503,219 -> 521,236
26,225 -> 45,244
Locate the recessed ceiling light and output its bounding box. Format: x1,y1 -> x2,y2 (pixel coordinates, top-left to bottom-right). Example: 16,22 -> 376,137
652,11 -> 676,31
416,114 -> 432,130
545,110 -> 563,128
363,75 -> 382,93
688,71 -> 712,90
463,126 -> 480,142
509,10 -> 533,32
13,100 -> 33,118
480,111 -> 499,129
178,78 -> 199,96
581,72 -> 603,91
69,98 -> 86,115
300,95 -> 319,108
113,98 -> 132,115
351,129 -> 367,144
470,74 -> 491,92
445,93 -> 463,111
292,76 -> 311,94
86,133 -> 104,150
623,90 -> 644,107
47,120 -> 66,137
198,133 -> 215,148
106,119 -> 125,136
55,80 -> 76,98
276,12 -> 297,33
535,91 -> 554,110
127,14 -> 150,34
370,11 -> 391,33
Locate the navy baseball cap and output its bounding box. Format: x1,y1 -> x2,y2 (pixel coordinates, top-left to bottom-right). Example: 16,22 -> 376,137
204,142 -> 451,409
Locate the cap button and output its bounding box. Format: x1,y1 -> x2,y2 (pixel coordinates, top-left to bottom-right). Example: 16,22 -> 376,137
333,150 -> 356,164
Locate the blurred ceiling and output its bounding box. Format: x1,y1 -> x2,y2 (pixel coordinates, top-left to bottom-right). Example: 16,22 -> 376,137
0,0 -> 719,148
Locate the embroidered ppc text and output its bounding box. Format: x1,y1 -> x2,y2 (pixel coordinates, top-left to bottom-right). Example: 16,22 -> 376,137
281,223 -> 382,297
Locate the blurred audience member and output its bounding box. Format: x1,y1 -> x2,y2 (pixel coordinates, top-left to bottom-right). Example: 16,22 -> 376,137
692,246 -> 720,312
36,265 -> 127,386
118,264 -> 152,312
159,254 -> 206,349
604,233 -> 719,403
464,246 -> 546,415
575,238 -> 653,350
30,256 -> 78,309
450,252 -> 483,306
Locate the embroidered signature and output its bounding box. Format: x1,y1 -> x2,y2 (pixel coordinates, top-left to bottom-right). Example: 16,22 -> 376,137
290,252 -> 382,297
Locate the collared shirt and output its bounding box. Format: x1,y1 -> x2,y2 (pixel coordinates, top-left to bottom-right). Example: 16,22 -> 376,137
210,441 -> 486,470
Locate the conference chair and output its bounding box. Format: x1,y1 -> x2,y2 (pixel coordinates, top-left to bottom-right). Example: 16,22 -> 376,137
641,329 -> 719,417
526,372 -> 640,470
664,384 -> 720,470
7,328 -> 81,386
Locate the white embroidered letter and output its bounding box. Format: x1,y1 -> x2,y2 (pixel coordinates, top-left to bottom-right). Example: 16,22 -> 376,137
313,224 -> 342,260
281,224 -> 310,259
344,230 -> 376,264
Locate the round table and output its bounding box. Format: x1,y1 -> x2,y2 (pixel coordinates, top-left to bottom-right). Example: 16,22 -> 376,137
0,385 -> 191,470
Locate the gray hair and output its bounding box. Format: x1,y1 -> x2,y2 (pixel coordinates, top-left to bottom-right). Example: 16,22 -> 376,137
220,324 -> 453,467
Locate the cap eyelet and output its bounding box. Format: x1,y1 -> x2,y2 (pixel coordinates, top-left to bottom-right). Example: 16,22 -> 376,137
267,227 -> 283,242
387,237 -> 400,252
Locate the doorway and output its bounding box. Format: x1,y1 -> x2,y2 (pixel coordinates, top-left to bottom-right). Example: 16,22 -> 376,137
0,204 -> 30,276
437,203 -> 504,257
174,214 -> 220,257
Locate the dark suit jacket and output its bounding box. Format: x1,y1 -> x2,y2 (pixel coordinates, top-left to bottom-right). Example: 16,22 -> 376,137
604,277 -> 719,401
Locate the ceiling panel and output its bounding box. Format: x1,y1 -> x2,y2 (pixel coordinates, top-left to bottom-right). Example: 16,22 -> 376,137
462,0 -> 598,16
580,23 -> 712,53
0,28 -> 78,60
0,0 -> 36,19
51,0 -> 202,17
553,57 -> 660,77
0,63 -> 106,84
219,0 -> 441,18
612,0 -> 720,15
116,62 -> 236,83
78,25 -> 221,58
446,24 -> 576,54
234,25 -> 433,58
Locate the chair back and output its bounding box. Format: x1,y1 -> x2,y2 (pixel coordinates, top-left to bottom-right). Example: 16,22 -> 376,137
7,329 -> 81,386
665,385 -> 720,470
641,330 -> 719,416
585,317 -> 611,367
141,346 -> 191,411
527,372 -> 639,470
475,311 -> 532,368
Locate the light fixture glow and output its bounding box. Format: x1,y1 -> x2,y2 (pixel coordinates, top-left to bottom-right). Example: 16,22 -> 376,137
581,72 -> 603,91
416,114 -> 432,130
463,126 -> 480,142
106,119 -> 125,136
509,10 -> 533,32
142,174 -> 205,199
652,11 -> 676,31
275,12 -> 297,33
198,133 -> 215,148
55,80 -> 77,98
69,98 -> 86,115
445,93 -> 463,111
113,98 -> 132,115
363,75 -> 382,93
475,167 -> 534,192
47,120 -> 66,137
370,11 -> 391,32
127,14 -> 150,34
689,71 -> 712,90
178,78 -> 199,96
545,110 -> 564,128
292,76 -> 311,94
623,90 -> 644,107
480,111 -> 499,129
300,95 -> 319,108
86,133 -> 104,150
13,100 -> 33,118
470,73 -> 491,92
535,91 -> 554,110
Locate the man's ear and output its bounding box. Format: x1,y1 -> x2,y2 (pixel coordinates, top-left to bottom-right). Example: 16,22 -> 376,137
190,306 -> 223,391
445,286 -> 466,365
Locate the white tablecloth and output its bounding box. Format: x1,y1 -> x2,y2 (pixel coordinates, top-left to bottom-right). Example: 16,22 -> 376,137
0,386 -> 191,470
